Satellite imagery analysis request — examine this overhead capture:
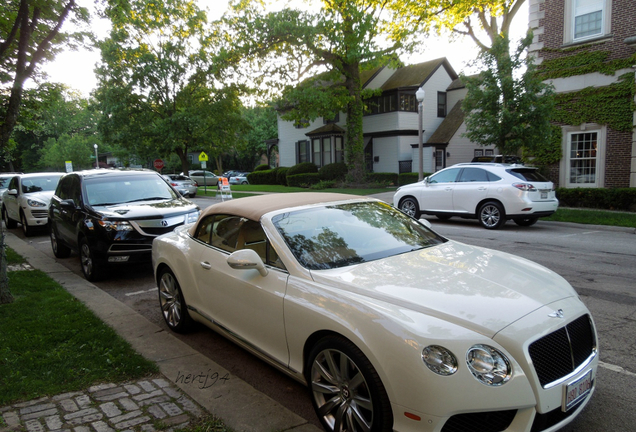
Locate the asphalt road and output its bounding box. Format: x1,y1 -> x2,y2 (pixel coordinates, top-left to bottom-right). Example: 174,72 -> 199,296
7,196 -> 636,431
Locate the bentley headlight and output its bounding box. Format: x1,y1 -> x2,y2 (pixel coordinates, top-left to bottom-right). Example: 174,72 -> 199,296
422,345 -> 458,376
26,198 -> 46,207
466,344 -> 512,386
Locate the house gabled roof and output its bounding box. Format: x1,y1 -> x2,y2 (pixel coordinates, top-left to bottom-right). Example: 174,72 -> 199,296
427,100 -> 465,145
306,123 -> 346,137
380,58 -> 458,91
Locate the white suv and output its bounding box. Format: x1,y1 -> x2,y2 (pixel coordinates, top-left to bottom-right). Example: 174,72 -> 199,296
2,172 -> 64,236
393,163 -> 558,229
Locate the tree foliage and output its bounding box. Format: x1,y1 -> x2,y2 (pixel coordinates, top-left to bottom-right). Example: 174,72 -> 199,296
220,0 -> 418,182
0,0 -> 90,156
461,34 -> 555,160
94,0 -> 247,175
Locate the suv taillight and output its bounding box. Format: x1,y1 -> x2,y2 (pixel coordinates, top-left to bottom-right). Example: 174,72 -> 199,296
513,183 -> 537,192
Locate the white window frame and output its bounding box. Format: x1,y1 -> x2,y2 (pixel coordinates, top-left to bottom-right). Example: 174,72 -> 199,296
561,125 -> 606,188
564,0 -> 611,44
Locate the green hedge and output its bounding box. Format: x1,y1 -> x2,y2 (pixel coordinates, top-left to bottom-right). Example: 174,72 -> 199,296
287,162 -> 318,176
276,167 -> 289,186
319,162 -> 348,181
367,172 -> 398,185
287,173 -> 320,187
398,172 -> 431,186
556,187 -> 636,211
247,169 -> 277,185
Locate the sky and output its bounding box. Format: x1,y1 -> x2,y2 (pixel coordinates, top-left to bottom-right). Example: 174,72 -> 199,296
43,0 -> 529,97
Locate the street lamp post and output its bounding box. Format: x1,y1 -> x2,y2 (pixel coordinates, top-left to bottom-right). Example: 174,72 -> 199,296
94,144 -> 99,169
416,88 -> 425,181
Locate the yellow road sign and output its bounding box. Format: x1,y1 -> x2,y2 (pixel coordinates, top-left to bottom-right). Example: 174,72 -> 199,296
198,152 -> 208,162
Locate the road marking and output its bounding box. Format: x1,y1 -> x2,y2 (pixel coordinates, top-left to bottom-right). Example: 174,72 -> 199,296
599,361 -> 636,378
126,288 -> 158,297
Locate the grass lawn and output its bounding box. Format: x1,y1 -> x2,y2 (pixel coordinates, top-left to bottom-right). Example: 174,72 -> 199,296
0,252 -> 158,406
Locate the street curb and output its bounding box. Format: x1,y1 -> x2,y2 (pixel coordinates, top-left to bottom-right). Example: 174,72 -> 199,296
3,231 -> 321,432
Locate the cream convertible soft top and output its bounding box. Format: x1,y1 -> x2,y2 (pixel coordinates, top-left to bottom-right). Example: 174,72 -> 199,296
188,192 -> 366,236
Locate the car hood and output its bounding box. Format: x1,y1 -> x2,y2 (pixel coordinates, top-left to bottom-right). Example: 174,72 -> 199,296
310,240 -> 576,338
90,199 -> 197,219
23,190 -> 55,204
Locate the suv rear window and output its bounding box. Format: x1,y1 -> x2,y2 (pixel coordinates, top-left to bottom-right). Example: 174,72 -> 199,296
507,168 -> 549,182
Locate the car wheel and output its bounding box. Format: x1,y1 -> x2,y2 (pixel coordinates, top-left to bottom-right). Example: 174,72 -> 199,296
436,215 -> 452,221
189,192 -> 197,198
514,217 -> 538,227
158,268 -> 193,333
79,237 -> 103,281
307,336 -> 393,432
2,206 -> 17,229
241,181 -> 248,185
398,197 -> 420,219
20,211 -> 33,237
50,223 -> 71,258
479,201 -> 505,229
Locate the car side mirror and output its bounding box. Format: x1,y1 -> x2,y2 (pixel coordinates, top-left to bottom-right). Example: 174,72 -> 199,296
424,177 -> 430,185
7,188 -> 18,196
60,199 -> 76,209
227,249 -> 269,277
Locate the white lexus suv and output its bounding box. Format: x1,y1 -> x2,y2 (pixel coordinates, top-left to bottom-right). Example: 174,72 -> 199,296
393,163 -> 559,229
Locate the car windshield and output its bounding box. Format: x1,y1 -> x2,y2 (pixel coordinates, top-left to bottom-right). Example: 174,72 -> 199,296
272,201 -> 446,270
85,174 -> 178,206
21,175 -> 61,193
508,168 -> 550,182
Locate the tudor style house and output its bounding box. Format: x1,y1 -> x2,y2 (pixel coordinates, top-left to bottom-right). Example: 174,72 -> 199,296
529,0 -> 636,188
276,58 -> 497,175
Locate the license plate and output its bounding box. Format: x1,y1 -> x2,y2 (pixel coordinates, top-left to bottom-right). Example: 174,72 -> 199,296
563,369 -> 592,412
541,192 -> 547,199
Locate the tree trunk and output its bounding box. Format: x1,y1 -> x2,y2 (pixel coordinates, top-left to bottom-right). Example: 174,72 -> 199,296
0,229 -> 14,305
343,63 -> 366,183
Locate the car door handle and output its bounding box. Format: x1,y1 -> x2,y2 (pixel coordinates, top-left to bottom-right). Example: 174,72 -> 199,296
200,261 -> 212,270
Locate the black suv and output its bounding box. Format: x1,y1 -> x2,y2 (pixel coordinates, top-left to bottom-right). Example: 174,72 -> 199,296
49,169 -> 200,281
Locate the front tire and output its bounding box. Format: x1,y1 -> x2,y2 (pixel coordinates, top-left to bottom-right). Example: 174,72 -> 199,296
307,336 -> 393,432
158,268 -> 193,333
2,206 -> 17,229
79,237 -> 104,281
20,211 -> 33,237
478,201 -> 505,229
398,197 -> 420,219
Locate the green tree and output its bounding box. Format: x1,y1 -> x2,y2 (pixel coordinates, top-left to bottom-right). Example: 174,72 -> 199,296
8,84 -> 101,172
221,0 -> 417,182
237,105 -> 278,170
461,34 -> 555,158
0,0 -> 90,158
1,0 -> 89,305
94,0 -> 246,175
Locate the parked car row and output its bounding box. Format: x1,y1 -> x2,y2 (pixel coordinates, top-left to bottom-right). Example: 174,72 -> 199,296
2,165 -> 596,432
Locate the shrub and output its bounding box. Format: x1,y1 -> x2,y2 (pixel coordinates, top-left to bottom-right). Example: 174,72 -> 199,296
398,172 -> 430,186
287,162 -> 318,177
254,164 -> 271,171
287,173 -> 320,188
367,172 -> 398,186
247,169 -> 277,185
276,167 -> 289,186
310,180 -> 337,190
318,162 -> 348,181
556,187 -> 636,211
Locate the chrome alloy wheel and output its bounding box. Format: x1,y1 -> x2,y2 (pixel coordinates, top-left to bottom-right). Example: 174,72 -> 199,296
159,271 -> 183,329
310,348 -> 374,432
479,201 -> 504,229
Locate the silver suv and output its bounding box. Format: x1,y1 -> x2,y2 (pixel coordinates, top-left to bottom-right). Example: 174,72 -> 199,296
393,163 -> 558,229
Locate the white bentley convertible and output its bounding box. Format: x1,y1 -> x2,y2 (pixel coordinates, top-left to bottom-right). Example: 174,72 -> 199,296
152,192 -> 598,432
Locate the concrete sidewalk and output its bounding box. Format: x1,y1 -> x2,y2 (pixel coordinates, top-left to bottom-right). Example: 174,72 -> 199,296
2,231 -> 321,432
